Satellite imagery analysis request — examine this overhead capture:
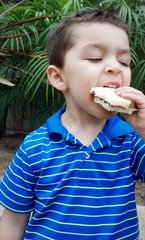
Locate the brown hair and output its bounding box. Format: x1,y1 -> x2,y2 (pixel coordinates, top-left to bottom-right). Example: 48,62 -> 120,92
47,8 -> 128,68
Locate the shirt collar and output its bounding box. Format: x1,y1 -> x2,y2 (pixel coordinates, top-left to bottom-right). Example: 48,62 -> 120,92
46,108 -> 66,137
46,108 -> 135,140
105,115 -> 134,139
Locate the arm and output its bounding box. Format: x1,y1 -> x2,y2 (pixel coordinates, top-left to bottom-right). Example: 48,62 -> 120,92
115,87 -> 145,140
0,208 -> 30,240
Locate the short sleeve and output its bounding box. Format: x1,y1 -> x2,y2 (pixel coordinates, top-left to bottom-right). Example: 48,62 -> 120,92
131,132 -> 145,182
0,143 -> 35,213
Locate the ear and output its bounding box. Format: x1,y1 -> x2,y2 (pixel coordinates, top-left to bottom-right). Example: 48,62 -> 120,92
47,65 -> 67,91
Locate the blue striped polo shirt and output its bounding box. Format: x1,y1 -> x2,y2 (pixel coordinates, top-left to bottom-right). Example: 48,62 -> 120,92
1,108 -> 145,240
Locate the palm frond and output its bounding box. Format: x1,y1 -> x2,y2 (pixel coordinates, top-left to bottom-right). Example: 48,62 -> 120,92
0,0 -> 26,18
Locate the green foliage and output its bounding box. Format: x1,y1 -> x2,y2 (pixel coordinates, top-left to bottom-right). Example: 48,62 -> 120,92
0,0 -> 145,134
0,0 -> 83,132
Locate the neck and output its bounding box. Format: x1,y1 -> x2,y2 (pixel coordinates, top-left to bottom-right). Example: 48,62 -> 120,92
61,108 -> 106,146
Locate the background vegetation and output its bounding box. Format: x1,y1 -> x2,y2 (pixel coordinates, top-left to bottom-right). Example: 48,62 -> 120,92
0,0 -> 145,135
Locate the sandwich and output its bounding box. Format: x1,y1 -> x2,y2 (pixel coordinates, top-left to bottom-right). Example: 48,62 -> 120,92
91,87 -> 137,114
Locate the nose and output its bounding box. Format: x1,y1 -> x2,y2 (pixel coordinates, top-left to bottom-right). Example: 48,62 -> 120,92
104,60 -> 121,75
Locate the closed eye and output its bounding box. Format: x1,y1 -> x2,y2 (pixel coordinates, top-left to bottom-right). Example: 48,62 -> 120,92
87,58 -> 102,62
119,61 -> 130,67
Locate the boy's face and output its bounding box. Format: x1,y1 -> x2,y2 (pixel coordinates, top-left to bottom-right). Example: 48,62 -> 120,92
56,23 -> 131,119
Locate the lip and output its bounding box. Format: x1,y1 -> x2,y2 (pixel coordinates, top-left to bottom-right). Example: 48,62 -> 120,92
103,82 -> 121,88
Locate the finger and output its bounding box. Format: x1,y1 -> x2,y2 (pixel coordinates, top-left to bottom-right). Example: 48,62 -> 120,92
115,87 -> 144,97
115,87 -> 145,108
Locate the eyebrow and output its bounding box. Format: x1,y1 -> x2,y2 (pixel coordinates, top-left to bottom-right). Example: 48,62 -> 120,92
82,43 -> 131,56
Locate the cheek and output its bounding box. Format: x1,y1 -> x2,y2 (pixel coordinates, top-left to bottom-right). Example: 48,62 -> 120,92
124,69 -> 131,86
70,82 -> 91,102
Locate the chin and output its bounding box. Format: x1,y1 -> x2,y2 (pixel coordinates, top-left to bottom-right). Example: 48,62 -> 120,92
95,105 -> 117,119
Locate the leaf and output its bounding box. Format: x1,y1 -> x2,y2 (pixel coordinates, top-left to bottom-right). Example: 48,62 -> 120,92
0,77 -> 15,86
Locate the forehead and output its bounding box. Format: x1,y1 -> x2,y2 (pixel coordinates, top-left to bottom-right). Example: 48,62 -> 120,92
71,22 -> 130,50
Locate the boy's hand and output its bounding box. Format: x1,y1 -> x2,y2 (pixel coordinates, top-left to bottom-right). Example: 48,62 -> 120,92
115,87 -> 145,140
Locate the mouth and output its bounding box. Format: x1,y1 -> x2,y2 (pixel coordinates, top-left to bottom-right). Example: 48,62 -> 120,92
103,82 -> 120,88
103,85 -> 116,89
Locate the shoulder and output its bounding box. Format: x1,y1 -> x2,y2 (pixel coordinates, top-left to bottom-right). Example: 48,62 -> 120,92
23,108 -> 65,148
15,108 -> 66,165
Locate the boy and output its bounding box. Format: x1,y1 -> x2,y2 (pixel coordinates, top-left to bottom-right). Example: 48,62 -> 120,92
1,8 -> 145,240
